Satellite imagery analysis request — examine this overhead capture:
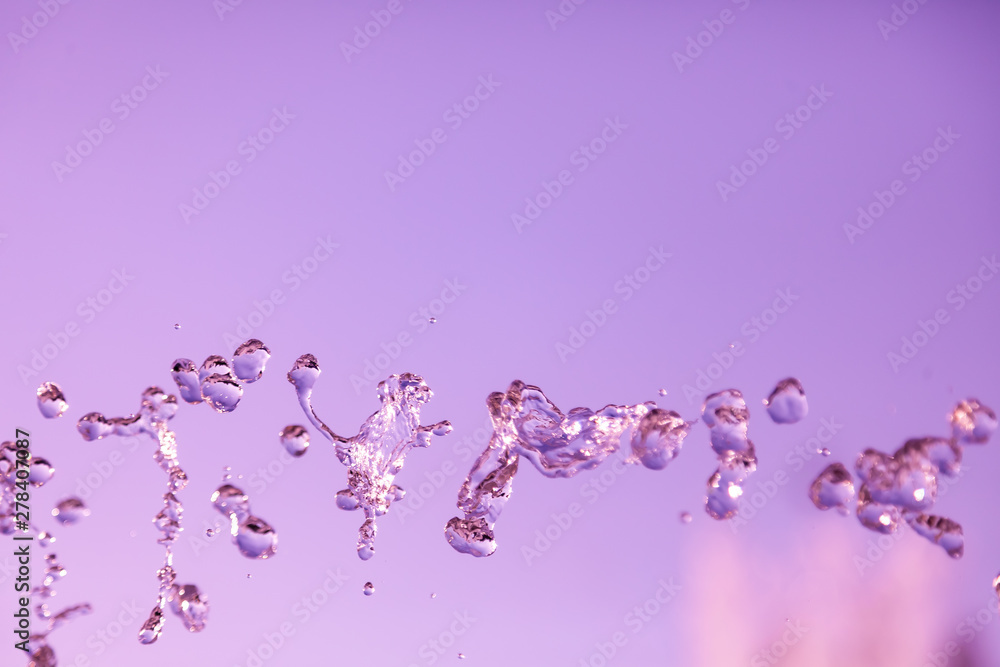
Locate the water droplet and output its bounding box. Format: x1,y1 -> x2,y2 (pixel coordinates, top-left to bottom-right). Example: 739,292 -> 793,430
235,517 -> 278,560
206,528 -> 215,537
170,359 -> 203,404
287,353 -> 321,394
168,583 -> 209,632
819,447 -> 831,457
428,317 -> 437,324
130,530 -> 137,538
222,466 -> 232,481
28,458 -> 55,487
809,463 -> 855,515
201,374 -> 243,413
53,497 -> 90,525
458,653 -> 466,659
247,574 -> 252,579
679,511 -> 692,524
363,582 -> 374,596
138,606 -> 165,644
37,382 -> 68,419
950,398 -> 997,444
907,514 -> 964,558
77,412 -> 113,441
430,592 -> 437,599
279,425 -> 309,457
764,378 -> 808,424
174,323 -> 181,330
211,485 -> 250,523
38,531 -> 54,547
658,388 -> 668,396
630,409 -> 692,470
232,339 -> 271,383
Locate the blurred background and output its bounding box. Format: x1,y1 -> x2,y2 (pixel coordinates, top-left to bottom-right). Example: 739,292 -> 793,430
1,0 -> 999,665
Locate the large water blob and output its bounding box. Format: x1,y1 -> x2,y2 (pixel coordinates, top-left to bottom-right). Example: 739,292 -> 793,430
287,353 -> 451,560
445,380 -> 692,557
170,339 -> 272,413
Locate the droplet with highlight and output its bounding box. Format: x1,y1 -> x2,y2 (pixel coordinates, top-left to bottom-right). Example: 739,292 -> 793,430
168,584 -> 209,632
764,378 -> 808,424
28,458 -> 55,487
232,339 -> 271,383
950,399 -> 997,444
52,497 -> 90,525
363,582 -> 374,596
170,359 -> 202,404
37,382 -> 68,419
279,425 -> 309,457
235,517 -> 278,560
809,463 -> 855,515
679,511 -> 692,524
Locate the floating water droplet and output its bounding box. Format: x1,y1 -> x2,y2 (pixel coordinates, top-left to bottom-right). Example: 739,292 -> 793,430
659,388 -> 668,396
702,389 -> 751,455
247,574 -> 251,579
37,382 -> 68,419
363,582 -> 374,596
170,359 -> 202,404
236,517 -> 278,560
764,378 -> 808,424
77,412 -> 113,441
211,485 -> 250,523
279,425 -> 309,457
52,497 -> 90,525
168,584 -> 209,632
430,592 -> 437,599
206,528 -> 215,537
819,447 -> 831,457
458,653 -> 465,659
174,323 -> 181,330
201,374 -> 243,413
679,511 -> 692,524
950,398 -> 997,444
335,488 -> 360,511
428,317 -> 437,324
138,606 -> 165,644
809,463 -> 855,515
287,353 -> 321,394
907,514 -> 964,558
232,339 -> 271,383
37,531 -> 54,547
630,409 -> 692,470
28,458 -> 55,487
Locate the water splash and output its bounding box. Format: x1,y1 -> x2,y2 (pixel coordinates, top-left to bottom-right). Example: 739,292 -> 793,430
701,389 -> 757,520
764,378 -> 808,424
211,480 -> 278,560
288,353 -> 451,560
279,425 -> 310,457
51,498 -> 90,526
808,463 -> 855,514
37,382 -> 68,419
76,386 -> 208,644
445,380 -> 692,557
170,339 -> 271,413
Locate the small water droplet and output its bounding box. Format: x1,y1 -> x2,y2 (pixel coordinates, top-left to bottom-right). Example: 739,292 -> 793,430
247,574 -> 252,579
458,653 -> 465,660
428,317 -> 437,324
363,582 -> 374,596
222,466 -> 232,481
658,389 -> 668,396
279,425 -> 310,457
235,517 -> 278,560
233,339 -> 271,383
430,592 -> 437,599
174,323 -> 181,330
37,382 -> 68,419
679,511 -> 692,524
809,463 -> 855,515
819,447 -> 831,457
205,528 -> 215,537
764,378 -> 808,424
130,530 -> 137,538
52,497 -> 90,525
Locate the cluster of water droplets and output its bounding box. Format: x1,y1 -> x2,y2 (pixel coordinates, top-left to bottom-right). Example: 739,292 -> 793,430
446,380 -> 693,557
808,398 -> 996,559
287,353 -> 452,560
702,389 -> 758,520
211,476 -> 279,559
169,339 -> 271,413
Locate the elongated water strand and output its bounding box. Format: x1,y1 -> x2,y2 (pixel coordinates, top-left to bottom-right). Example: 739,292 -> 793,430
447,381 -> 692,557
288,353 -> 450,560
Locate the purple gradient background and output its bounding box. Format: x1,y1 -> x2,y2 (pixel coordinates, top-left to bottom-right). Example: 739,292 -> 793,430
2,0 -> 999,665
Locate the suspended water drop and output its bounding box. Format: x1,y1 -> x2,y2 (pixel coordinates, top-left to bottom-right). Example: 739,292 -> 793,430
949,398 -> 997,444
279,425 -> 310,457
335,489 -> 360,511
764,378 -> 808,424
232,339 -> 271,383
658,388 -> 668,396
37,382 -> 68,419
907,514 -> 964,558
809,463 -> 855,515
236,517 -> 278,560
428,317 -> 437,324
458,653 -> 465,659
52,497 -> 90,525
630,409 -> 691,470
363,582 -> 374,596
28,458 -> 55,487
138,606 -> 165,645
174,323 -> 181,330
679,511 -> 692,524
201,374 -> 243,413
287,353 -> 321,393
430,592 -> 437,599
168,584 -> 209,632
211,485 -> 250,523
77,412 -> 113,441
170,359 -> 202,404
